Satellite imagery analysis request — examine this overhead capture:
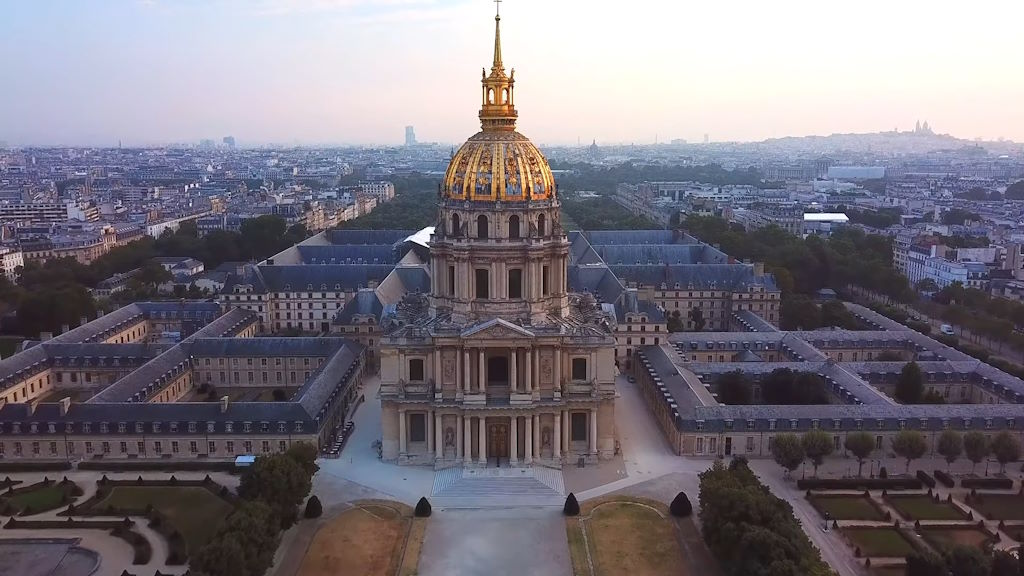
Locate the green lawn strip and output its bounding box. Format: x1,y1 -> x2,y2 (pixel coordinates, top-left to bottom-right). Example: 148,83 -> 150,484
967,494 -> 1024,521
1,480 -> 80,515
807,494 -> 885,521
885,495 -> 967,521
842,527 -> 916,557
918,526 -> 995,553
89,486 -> 234,555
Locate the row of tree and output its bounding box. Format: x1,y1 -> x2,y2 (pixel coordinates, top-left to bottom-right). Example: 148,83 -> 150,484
699,458 -> 832,576
770,429 -> 1022,477
906,546 -> 1023,576
191,443 -> 319,576
559,195 -> 659,230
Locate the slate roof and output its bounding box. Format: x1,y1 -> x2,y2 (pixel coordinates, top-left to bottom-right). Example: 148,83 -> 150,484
295,244 -> 397,265
327,229 -> 417,245
189,337 -> 347,357
333,290 -> 384,325
607,264 -> 778,291
254,265 -> 396,292
567,265 -> 625,304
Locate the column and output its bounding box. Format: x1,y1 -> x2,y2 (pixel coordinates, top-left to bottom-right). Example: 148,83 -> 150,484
510,348 -> 518,392
435,412 -> 443,459
457,348 -> 464,392
553,411 -> 562,459
562,410 -> 570,453
589,408 -> 598,455
463,349 -> 470,393
426,409 -> 433,453
457,414 -> 464,460
463,415 -> 472,464
434,349 -> 441,386
399,409 -> 407,455
533,414 -> 540,459
554,348 -> 562,391
478,416 -> 487,464
525,415 -> 534,464
525,348 -> 533,393
510,416 -> 519,464
478,349 -> 486,393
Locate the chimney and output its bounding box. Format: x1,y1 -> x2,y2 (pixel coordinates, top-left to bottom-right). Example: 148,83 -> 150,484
61,324 -> 70,334
59,397 -> 71,416
754,262 -> 765,277
40,331 -> 53,341
220,395 -> 229,413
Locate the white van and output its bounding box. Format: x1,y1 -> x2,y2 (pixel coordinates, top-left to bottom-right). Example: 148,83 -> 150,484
940,324 -> 955,336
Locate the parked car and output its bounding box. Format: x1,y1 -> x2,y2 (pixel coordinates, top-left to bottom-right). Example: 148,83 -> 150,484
940,324 -> 955,335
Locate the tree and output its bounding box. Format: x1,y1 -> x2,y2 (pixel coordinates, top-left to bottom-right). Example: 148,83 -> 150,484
963,431 -> 989,474
135,260 -> 172,287
669,491 -> 692,517
688,307 -> 706,331
563,493 -> 579,516
415,497 -> 432,518
715,371 -> 752,405
801,430 -> 833,476
892,430 -> 928,473
771,433 -> 805,477
895,361 -> 924,404
304,495 -> 322,519
286,443 -> 320,478
905,551 -> 949,576
238,452 -> 313,529
1004,179 -> 1024,200
667,310 -> 684,332
915,278 -> 939,293
990,431 -> 1021,473
937,430 -> 963,472
843,432 -> 875,477
191,501 -> 281,576
944,544 -> 989,576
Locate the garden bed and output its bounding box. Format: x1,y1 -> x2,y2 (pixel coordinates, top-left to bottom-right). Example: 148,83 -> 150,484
2,517 -> 151,564
884,494 -> 968,521
0,478 -> 82,516
842,527 -> 916,558
807,493 -> 886,521
918,525 -> 996,553
965,493 -> 1024,521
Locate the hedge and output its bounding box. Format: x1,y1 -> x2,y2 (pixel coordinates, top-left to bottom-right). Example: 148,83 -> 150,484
111,526 -> 153,564
961,477 -> 1013,490
933,470 -> 955,488
78,460 -> 237,472
796,478 -> 922,490
916,470 -> 936,489
0,461 -> 72,472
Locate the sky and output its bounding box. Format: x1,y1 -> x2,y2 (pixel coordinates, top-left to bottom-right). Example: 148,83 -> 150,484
1,0 -> 1022,147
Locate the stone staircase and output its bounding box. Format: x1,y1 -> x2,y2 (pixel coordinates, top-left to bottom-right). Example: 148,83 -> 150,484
430,466 -> 565,508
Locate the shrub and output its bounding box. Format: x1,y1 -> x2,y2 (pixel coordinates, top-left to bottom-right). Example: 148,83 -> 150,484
917,470 -> 936,488
934,469 -> 955,488
304,495 -> 323,519
563,493 -> 580,516
854,546 -> 861,557
669,492 -> 692,518
961,477 -> 1013,490
0,462 -> 71,473
414,497 -> 432,518
878,466 -> 887,479
796,478 -> 921,490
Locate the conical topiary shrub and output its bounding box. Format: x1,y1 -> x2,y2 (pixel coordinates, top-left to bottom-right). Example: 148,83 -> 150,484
415,497 -> 432,518
563,493 -> 580,516
304,495 -> 323,519
669,492 -> 692,518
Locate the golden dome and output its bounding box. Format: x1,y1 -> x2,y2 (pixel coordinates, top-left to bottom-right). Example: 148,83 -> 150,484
442,6 -> 556,202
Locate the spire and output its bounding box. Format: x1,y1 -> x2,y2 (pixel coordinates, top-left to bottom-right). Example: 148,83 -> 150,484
492,0 -> 503,71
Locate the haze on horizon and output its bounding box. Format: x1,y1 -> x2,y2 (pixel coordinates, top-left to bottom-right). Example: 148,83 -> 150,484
1,0 -> 1022,148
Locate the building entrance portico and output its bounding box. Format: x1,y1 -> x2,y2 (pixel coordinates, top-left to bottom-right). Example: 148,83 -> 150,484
487,420 -> 509,464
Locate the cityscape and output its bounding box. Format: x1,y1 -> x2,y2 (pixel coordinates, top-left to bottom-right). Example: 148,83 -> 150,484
1,3 -> 1024,576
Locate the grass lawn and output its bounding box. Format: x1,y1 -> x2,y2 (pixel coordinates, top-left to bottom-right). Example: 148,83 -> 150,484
843,527 -> 916,558
7,484 -> 67,513
969,494 -> 1024,521
587,502 -> 685,576
807,494 -> 885,521
886,495 -> 967,521
298,502 -> 410,576
93,486 -> 233,555
871,566 -> 907,576
919,526 -> 994,552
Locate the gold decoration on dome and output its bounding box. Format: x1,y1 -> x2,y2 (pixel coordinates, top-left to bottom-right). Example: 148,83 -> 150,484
441,1 -> 557,203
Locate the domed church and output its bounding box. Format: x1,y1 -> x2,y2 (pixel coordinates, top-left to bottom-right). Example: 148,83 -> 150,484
378,6 -> 617,467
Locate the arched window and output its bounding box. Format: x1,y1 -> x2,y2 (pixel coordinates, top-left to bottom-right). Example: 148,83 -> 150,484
502,88 -> 508,104
451,213 -> 461,236
537,213 -> 546,237
508,215 -> 520,239
477,215 -> 489,239
488,88 -> 494,104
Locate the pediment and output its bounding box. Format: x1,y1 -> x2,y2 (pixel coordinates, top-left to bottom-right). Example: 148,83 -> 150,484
460,318 -> 535,340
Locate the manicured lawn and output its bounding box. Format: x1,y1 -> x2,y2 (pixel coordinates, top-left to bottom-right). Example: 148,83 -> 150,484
7,484 -> 67,513
807,494 -> 885,521
842,527 -> 916,558
919,526 -> 993,552
92,486 -> 233,555
298,502 -> 410,576
969,494 -> 1024,521
886,494 -> 967,521
587,502 -> 685,576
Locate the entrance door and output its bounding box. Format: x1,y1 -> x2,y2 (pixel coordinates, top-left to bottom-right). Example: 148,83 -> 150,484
724,437 -> 732,456
487,356 -> 508,387
488,423 -> 509,462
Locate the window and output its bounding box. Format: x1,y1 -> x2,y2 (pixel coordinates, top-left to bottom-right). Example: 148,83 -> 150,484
508,215 -> 520,239
746,436 -> 755,453
154,442 -> 162,454
571,358 -> 587,381
475,269 -> 489,299
208,441 -> 216,454
537,213 -> 546,236
409,413 -> 426,442
189,441 -> 198,454
119,442 -> 127,454
448,266 -> 456,296
508,268 -> 522,299
875,435 -> 883,450
451,213 -> 461,236
244,441 -> 252,454
570,412 -> 588,442
542,266 -> 549,295
226,441 -> 235,454
172,441 -> 180,454
408,359 -> 424,381
477,215 -> 488,239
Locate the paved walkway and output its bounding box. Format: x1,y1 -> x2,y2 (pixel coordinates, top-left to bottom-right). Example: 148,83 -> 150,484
418,507 -> 571,576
